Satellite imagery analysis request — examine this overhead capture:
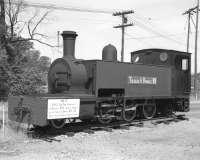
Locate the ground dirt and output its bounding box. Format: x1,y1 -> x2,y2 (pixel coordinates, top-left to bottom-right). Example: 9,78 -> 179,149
1,103 -> 200,160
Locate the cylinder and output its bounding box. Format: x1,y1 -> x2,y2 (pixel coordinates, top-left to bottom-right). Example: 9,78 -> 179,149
61,31 -> 78,59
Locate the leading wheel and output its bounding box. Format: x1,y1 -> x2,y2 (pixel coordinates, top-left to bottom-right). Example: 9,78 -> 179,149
122,105 -> 137,122
49,119 -> 66,129
143,104 -> 156,119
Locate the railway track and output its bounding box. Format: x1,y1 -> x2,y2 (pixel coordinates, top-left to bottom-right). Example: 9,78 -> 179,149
25,114 -> 188,142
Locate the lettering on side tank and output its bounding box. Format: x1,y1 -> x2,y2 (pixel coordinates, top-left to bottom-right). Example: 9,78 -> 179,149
128,76 -> 157,85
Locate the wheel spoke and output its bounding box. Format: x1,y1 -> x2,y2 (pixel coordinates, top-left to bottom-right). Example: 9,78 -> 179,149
143,104 -> 156,119
122,105 -> 137,122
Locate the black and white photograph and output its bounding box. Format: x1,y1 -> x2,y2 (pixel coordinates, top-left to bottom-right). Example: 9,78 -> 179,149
0,0 -> 200,159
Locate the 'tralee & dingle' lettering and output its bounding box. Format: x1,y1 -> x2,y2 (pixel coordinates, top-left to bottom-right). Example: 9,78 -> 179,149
128,75 -> 157,85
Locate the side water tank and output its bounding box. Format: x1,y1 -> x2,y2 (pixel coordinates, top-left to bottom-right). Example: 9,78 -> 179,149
102,44 -> 117,62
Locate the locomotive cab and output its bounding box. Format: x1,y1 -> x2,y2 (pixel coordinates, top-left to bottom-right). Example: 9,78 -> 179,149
131,48 -> 190,68
131,49 -> 191,111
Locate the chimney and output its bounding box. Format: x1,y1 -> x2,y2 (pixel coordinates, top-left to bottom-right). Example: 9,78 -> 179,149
61,31 -> 78,59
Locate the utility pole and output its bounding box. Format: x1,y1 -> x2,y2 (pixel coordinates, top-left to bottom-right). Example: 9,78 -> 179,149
194,0 -> 199,100
0,0 -> 5,48
57,31 -> 60,54
183,1 -> 200,100
187,12 -> 191,52
183,6 -> 197,52
113,10 -> 134,62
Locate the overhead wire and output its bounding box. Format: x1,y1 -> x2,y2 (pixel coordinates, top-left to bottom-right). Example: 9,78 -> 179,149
7,0 -> 120,25
127,15 -> 187,47
191,15 -> 196,27
126,32 -> 187,40
125,31 -> 155,48
8,0 -> 115,14
8,0 -> 195,51
9,0 -> 189,40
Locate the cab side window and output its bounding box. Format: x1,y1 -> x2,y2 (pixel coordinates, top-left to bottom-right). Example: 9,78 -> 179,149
175,56 -> 189,71
182,59 -> 188,71
131,54 -> 141,63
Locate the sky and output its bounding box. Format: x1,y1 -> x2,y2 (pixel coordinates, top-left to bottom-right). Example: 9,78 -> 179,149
17,0 -> 199,73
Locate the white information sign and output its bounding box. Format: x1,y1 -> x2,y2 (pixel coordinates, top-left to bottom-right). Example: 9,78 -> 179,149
47,99 -> 80,119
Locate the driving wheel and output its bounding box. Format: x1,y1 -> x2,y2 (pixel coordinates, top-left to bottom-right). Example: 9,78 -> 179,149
122,104 -> 137,122
97,108 -> 113,124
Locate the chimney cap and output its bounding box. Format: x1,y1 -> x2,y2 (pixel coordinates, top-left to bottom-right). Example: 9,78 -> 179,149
62,31 -> 78,38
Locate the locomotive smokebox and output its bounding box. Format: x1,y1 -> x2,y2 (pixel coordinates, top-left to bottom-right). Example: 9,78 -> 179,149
48,31 -> 88,93
62,31 -> 78,59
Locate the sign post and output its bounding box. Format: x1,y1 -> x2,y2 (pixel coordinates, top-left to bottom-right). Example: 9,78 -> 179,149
2,102 -> 5,137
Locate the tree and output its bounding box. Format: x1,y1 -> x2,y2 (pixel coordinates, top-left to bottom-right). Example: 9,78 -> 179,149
5,0 -> 53,46
39,56 -> 51,72
8,49 -> 51,95
0,0 -> 52,97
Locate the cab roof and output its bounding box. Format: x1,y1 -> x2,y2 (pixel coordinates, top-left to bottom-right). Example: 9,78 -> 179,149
131,48 -> 191,55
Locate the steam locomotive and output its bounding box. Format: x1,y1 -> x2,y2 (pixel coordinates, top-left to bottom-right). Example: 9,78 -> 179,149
8,31 -> 191,129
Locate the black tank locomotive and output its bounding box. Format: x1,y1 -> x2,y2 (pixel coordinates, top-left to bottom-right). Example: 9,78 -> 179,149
8,31 -> 191,129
